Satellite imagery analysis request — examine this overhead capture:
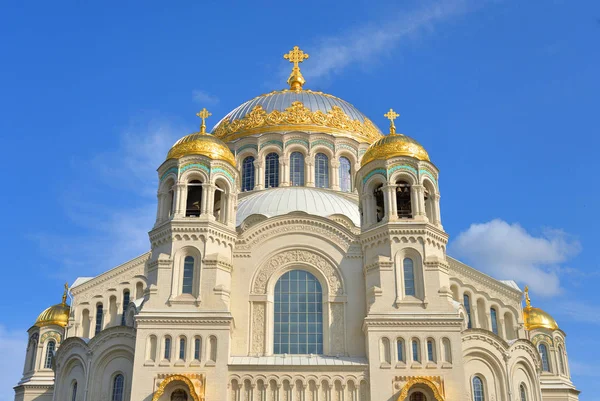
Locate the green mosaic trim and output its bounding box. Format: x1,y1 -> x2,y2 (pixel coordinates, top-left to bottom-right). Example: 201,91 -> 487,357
211,167 -> 235,184
236,144 -> 258,154
259,140 -> 283,150
387,164 -> 418,177
285,139 -> 309,149
358,149 -> 367,156
160,167 -> 179,182
180,162 -> 210,174
363,168 -> 387,185
337,143 -> 358,155
419,169 -> 438,187
310,140 -> 335,151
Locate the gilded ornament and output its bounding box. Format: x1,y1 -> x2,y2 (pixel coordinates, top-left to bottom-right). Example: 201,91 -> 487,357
522,286 -> 559,331
384,108 -> 400,135
212,101 -> 382,144
152,374 -> 204,401
396,377 -> 445,401
361,134 -> 430,166
283,46 -> 309,91
35,283 -> 71,328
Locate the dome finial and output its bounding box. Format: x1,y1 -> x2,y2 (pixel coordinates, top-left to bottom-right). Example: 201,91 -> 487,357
524,285 -> 531,308
196,107 -> 212,134
384,108 -> 400,135
283,46 -> 309,91
62,282 -> 69,305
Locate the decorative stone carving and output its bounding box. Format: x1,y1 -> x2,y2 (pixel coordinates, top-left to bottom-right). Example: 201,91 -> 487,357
330,303 -> 345,355
251,302 -> 266,355
252,250 -> 343,296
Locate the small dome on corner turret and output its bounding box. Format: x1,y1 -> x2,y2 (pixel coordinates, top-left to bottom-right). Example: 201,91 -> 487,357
34,283 -> 70,328
166,108 -> 236,166
522,286 -> 559,331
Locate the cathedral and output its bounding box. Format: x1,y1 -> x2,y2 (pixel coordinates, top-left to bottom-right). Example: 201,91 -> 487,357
14,47 -> 580,401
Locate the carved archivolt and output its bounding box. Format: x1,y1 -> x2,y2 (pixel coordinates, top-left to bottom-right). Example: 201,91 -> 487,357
252,250 -> 343,296
396,377 -> 444,401
152,374 -> 204,401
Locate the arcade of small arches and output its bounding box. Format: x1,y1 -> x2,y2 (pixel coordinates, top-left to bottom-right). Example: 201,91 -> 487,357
379,336 -> 454,368
360,170 -> 441,229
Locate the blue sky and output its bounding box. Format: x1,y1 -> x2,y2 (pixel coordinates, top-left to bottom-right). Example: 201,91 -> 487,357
0,1 -> 599,400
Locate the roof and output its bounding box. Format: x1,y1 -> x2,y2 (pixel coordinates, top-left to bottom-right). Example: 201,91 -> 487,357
229,355 -> 368,367
236,187 -> 360,227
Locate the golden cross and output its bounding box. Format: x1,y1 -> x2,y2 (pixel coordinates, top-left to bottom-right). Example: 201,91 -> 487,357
384,108 -> 400,135
524,285 -> 531,308
196,108 -> 212,134
62,282 -> 69,305
284,46 -> 309,68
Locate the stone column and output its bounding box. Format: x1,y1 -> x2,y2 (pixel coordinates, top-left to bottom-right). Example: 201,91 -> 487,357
331,160 -> 340,191
155,192 -> 164,223
205,185 -> 216,218
472,305 -> 480,328
412,184 -> 426,220
174,183 -> 186,217
280,158 -> 289,187
305,157 -> 315,187
254,160 -> 264,190
433,193 -> 442,226
385,185 -> 397,219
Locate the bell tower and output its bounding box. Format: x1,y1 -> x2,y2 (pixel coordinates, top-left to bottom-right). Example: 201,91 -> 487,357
357,109 -> 463,400
130,109 -> 238,401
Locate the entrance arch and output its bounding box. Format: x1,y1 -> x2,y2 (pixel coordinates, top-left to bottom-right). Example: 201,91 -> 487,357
396,377 -> 444,401
152,374 -> 201,401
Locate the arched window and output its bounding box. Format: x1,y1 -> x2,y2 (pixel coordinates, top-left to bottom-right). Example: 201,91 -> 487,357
44,340 -> 55,369
194,337 -> 202,360
539,343 -> 551,372
209,336 -> 217,362
315,153 -> 329,188
71,381 -> 78,401
520,383 -> 527,401
374,184 -> 385,222
242,156 -> 255,192
95,303 -> 103,335
182,256 -> 194,295
396,181 -> 412,218
427,339 -> 435,362
380,337 -> 391,364
411,339 -> 420,362
265,153 -> 280,188
111,374 -> 125,401
490,308 -> 498,335
397,338 -> 405,362
403,258 -> 416,297
442,338 -> 452,363
164,336 -> 172,361
274,270 -> 323,354
472,376 -> 484,401
213,182 -> 226,222
121,290 -> 130,326
290,152 -> 305,186
558,345 -> 566,374
171,389 -> 189,401
186,180 -> 203,217
179,337 -> 186,360
339,157 -> 352,192
168,187 -> 175,218
147,335 -> 157,362
463,294 -> 472,329
28,339 -> 37,371
410,393 -> 425,401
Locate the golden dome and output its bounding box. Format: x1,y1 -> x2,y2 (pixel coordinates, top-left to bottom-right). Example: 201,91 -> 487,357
523,286 -> 559,331
35,284 -> 70,328
361,133 -> 430,167
166,133 -> 236,166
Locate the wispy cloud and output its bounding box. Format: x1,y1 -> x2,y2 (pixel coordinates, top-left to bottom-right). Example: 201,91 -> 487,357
554,300 -> 600,325
0,325 -> 26,401
192,89 -> 219,105
298,0 -> 474,83
32,119 -> 182,278
449,219 -> 581,297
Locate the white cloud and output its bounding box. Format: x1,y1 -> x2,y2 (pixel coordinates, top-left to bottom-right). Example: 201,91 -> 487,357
0,325 -> 26,401
32,120 -> 182,278
450,219 -> 581,297
554,300 -> 600,325
301,0 -> 473,82
192,90 -> 219,105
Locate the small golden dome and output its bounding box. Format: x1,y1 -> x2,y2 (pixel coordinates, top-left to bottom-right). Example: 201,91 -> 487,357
166,133 -> 236,166
523,286 -> 559,331
361,133 -> 430,167
35,284 -> 70,328
167,108 -> 236,166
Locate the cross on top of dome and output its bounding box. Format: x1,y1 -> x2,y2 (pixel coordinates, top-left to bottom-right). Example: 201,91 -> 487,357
283,46 -> 310,91
196,107 -> 212,134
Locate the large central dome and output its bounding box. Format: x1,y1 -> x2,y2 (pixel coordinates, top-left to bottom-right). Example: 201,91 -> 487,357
211,89 -> 383,144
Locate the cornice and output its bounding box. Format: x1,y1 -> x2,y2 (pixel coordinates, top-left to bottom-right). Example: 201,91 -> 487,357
360,225 -> 448,250
149,221 -> 237,248
70,252 -> 149,295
